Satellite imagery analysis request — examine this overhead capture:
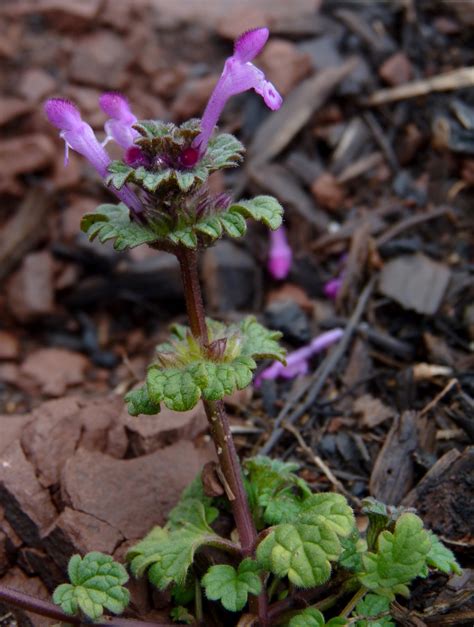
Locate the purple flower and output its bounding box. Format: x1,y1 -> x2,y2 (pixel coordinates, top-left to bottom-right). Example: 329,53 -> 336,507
255,328 -> 344,386
191,27 -> 282,159
99,92 -> 139,150
267,225 -> 292,280
324,277 -> 343,300
45,98 -> 143,214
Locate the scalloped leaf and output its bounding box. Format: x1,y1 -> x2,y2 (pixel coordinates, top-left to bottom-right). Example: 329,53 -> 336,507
81,203 -> 161,251
125,385 -> 161,416
288,608 -> 347,626
228,196 -> 283,230
298,493 -> 355,538
256,520 -> 341,588
426,532 -> 461,575
202,559 -> 262,612
358,513 -> 432,600
106,161 -> 135,189
353,593 -> 394,627
53,552 -> 129,620
132,317 -> 285,413
202,133 -> 245,170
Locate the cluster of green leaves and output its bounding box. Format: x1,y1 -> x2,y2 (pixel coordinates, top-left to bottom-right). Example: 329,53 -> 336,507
81,194 -> 283,252
52,552 -> 129,621
52,461 -> 461,624
126,316 -> 285,415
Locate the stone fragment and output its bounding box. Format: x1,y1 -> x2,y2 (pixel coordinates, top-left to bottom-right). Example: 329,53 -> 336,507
0,441 -> 57,546
379,51 -> 413,86
311,172 -> 346,210
353,394 -> 394,429
202,240 -> 262,313
152,65 -> 188,98
122,403 -> 207,456
76,395 -> 127,458
264,299 -> 311,344
0,567 -> 50,627
379,254 -> 451,315
258,39 -> 313,95
20,349 -> 88,397
0,331 -> 20,360
43,508 -> 123,572
172,75 -> 218,121
17,546 -> 64,591
62,442 -> 214,539
0,530 -> 7,576
8,0 -> 101,30
0,134 -> 55,177
7,250 -> 54,323
21,398 -> 83,488
0,97 -> 32,126
216,7 -> 268,40
18,68 -> 56,102
70,31 -> 132,89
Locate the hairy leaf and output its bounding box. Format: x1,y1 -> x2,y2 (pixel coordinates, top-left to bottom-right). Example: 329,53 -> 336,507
354,593 -> 394,626
359,513 -> 432,600
298,493 -> 355,538
52,552 -> 129,620
339,532 -> 367,572
125,385 -> 161,416
426,532 -> 461,575
202,559 -> 262,612
228,196 -> 283,230
170,606 -> 195,624
81,203 -> 162,251
136,317 -> 284,413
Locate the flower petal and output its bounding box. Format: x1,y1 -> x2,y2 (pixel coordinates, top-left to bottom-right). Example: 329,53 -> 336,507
234,27 -> 269,62
99,93 -> 136,124
45,98 -> 83,131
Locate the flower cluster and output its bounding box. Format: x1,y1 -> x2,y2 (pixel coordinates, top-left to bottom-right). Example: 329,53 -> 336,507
45,27 -> 282,217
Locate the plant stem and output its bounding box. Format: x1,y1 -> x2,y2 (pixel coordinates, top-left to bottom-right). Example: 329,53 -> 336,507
176,247 -> 268,625
340,585 -> 367,618
0,583 -> 171,626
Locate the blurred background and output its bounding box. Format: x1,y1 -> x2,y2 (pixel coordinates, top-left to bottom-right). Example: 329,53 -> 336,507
0,0 -> 473,621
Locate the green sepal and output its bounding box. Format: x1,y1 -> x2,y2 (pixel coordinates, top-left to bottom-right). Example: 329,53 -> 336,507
353,593 -> 394,626
52,552 -> 129,621
358,513 -> 432,600
137,317 -> 285,413
81,203 -> 162,251
201,559 -> 262,612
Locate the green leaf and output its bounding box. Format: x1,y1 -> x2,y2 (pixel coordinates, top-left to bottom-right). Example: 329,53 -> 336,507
202,558 -> 262,612
244,456 -> 310,527
354,593 -> 394,627
256,521 -> 340,588
228,196 -> 283,231
136,317 -> 285,413
170,606 -> 195,624
426,532 -> 461,575
339,532 -> 367,572
288,608 -> 347,626
204,133 -> 245,170
125,385 -> 161,416
298,493 -> 355,538
52,552 -> 129,621
359,513 -> 432,600
167,498 -> 218,534
81,203 -> 161,251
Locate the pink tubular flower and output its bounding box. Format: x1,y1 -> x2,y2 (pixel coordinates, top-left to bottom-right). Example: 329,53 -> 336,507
255,328 -> 344,386
99,92 -> 138,150
191,27 -> 282,158
45,98 -> 143,214
267,225 -> 292,280
324,277 -> 343,300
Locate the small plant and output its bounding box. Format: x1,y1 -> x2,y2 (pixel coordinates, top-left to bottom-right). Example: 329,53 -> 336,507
21,26 -> 459,627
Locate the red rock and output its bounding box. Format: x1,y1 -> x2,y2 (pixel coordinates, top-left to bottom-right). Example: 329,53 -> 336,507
0,414 -> 33,456
0,331 -> 20,360
70,30 -> 133,89
7,0 -> 101,30
311,172 -> 346,210
18,68 -> 56,102
61,195 -> 98,240
0,363 -> 20,386
43,507 -> 123,571
378,51 -> 413,86
121,402 -> 207,456
0,441 -> 57,546
0,530 -> 7,576
0,134 -> 55,177
172,75 -> 218,121
61,442 -> 214,539
17,546 -> 64,591
76,395 -> 127,458
7,251 -> 54,323
0,567 -> 50,627
20,348 -> 88,397
258,39 -> 313,95
0,97 -> 32,126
